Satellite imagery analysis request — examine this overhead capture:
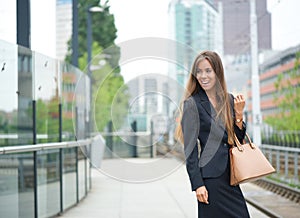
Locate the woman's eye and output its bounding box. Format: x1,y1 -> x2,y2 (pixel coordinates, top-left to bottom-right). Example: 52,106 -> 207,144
206,69 -> 212,73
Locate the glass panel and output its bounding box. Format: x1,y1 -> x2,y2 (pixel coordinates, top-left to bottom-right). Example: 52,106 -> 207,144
18,153 -> 35,218
0,40 -> 33,146
78,149 -> 86,200
85,76 -> 91,137
63,147 -> 76,209
0,40 -> 34,218
18,46 -> 34,145
87,145 -> 91,191
0,153 -> 34,218
33,52 -> 59,143
61,63 -> 78,141
37,149 -> 60,218
0,39 -> 18,146
75,72 -> 89,140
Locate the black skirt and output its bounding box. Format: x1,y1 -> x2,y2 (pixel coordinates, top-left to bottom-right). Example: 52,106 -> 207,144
198,157 -> 250,218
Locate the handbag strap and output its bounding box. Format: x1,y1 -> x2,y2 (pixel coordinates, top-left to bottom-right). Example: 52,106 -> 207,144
233,133 -> 255,150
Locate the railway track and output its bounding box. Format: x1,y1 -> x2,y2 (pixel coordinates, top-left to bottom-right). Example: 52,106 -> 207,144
253,178 -> 300,203
243,178 -> 300,218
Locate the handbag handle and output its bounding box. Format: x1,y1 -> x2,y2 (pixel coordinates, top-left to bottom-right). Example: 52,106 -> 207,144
233,133 -> 255,151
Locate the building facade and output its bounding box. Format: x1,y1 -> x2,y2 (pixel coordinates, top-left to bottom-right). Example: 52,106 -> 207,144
56,0 -> 72,60
247,44 -> 300,123
215,0 -> 272,101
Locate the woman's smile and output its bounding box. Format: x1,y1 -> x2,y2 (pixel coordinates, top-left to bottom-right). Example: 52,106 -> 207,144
196,59 -> 216,92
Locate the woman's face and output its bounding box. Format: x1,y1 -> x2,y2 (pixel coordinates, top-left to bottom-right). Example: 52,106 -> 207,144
196,59 -> 217,93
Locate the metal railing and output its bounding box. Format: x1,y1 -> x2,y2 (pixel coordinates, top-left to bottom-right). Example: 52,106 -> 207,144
99,131 -> 155,159
0,137 -> 99,218
0,139 -> 92,155
262,130 -> 300,148
261,144 -> 300,185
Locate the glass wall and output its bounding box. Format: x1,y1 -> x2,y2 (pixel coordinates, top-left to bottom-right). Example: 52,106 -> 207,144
0,40 -> 35,218
0,39 -> 92,218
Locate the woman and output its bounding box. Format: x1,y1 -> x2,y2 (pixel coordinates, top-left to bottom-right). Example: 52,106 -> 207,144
175,51 -> 250,217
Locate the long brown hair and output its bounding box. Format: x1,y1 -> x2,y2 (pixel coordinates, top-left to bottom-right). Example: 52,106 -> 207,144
175,51 -> 234,145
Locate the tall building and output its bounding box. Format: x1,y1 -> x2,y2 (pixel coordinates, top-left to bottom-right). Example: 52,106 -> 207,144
168,0 -> 222,88
213,0 -> 271,55
56,0 -> 72,60
214,0 -> 272,100
144,78 -> 158,115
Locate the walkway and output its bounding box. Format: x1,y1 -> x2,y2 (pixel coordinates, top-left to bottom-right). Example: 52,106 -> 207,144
59,158 -> 269,218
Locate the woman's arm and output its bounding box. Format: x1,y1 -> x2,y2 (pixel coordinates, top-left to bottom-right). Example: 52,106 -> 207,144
181,98 -> 204,191
233,94 -> 246,143
182,97 -> 209,204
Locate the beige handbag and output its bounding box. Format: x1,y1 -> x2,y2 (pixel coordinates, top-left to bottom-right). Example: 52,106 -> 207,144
230,133 -> 276,186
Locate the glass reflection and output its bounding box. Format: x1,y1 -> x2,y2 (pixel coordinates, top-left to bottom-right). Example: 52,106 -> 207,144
34,52 -> 59,143
61,63 -> 78,141
0,153 -> 34,218
63,147 -> 76,209
78,149 -> 86,200
18,46 -> 33,145
74,75 -> 89,140
0,40 -> 33,146
37,149 -> 60,217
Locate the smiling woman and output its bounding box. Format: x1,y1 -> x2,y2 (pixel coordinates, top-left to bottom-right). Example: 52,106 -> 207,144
175,50 -> 249,218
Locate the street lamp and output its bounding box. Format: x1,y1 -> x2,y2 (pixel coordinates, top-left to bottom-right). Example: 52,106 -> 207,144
86,5 -> 104,136
87,6 -> 104,79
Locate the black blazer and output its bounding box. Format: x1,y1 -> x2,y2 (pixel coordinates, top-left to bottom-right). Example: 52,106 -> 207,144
181,88 -> 246,191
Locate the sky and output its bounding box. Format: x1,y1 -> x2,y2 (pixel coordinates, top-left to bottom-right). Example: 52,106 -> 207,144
1,0 -> 299,55
109,0 -> 300,51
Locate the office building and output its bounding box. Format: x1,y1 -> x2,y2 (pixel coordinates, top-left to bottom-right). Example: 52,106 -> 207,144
56,0 -> 72,60
213,0 -> 271,55
215,0 -> 272,98
248,44 -> 300,122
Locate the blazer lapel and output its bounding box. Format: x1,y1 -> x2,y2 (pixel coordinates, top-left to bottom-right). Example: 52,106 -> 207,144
194,89 -> 226,132
194,89 -> 217,120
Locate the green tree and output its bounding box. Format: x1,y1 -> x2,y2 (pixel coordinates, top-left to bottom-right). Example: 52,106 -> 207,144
65,0 -> 120,69
65,0 -> 128,132
78,42 -> 129,131
36,99 -> 48,134
265,51 -> 300,130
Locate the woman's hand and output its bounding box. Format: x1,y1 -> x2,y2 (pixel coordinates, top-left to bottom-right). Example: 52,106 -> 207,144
195,186 -> 209,204
234,94 -> 245,116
